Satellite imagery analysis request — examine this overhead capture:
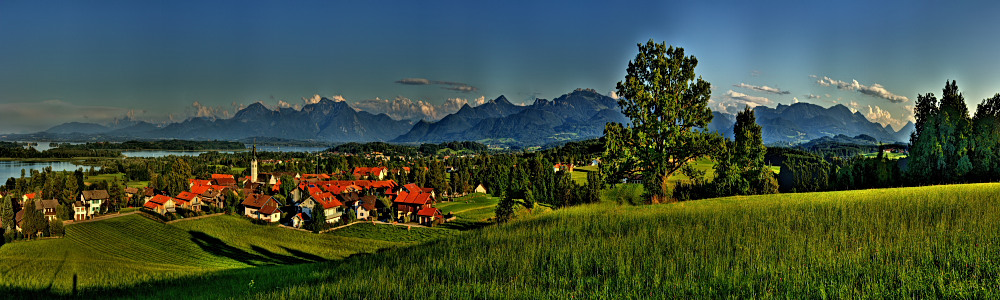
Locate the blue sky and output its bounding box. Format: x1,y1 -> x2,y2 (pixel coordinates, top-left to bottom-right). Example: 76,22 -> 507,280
2,0 -> 1000,133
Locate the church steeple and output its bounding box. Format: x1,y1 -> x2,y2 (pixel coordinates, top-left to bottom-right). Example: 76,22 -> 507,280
250,139 -> 259,184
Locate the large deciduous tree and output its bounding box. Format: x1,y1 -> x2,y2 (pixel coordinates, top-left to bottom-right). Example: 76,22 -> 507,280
603,40 -> 721,202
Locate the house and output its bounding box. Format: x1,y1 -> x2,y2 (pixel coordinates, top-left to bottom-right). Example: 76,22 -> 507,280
175,191 -> 201,211
474,184 -> 487,194
124,187 -> 139,202
400,183 -> 436,199
14,209 -> 24,231
241,194 -> 282,223
190,179 -> 213,189
214,177 -> 238,188
299,191 -> 345,224
73,201 -> 89,220
290,213 -> 307,228
38,199 -> 60,221
80,190 -> 109,217
352,167 -> 387,180
22,192 -> 37,203
416,207 -> 445,227
357,195 -> 378,220
393,189 -> 434,219
142,187 -> 159,203
144,194 -> 176,215
554,163 -> 575,172
194,185 -> 226,208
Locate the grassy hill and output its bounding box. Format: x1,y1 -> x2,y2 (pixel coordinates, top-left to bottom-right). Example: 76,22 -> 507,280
5,183 -> 1000,298
0,213 -> 454,296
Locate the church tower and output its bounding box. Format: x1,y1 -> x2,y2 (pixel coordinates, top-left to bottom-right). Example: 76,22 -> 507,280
250,140 -> 259,184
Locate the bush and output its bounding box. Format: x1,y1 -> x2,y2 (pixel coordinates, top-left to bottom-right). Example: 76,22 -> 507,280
48,219 -> 65,237
603,183 -> 645,205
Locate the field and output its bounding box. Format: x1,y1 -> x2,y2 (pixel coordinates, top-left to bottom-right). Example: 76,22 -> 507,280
83,172 -> 148,188
5,183 -> 1000,298
0,214 -> 440,296
862,152 -> 909,159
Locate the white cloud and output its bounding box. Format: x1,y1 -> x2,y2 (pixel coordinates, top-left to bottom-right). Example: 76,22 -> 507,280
471,96 -> 487,106
807,94 -> 822,99
189,101 -> 231,119
608,91 -> 620,100
814,76 -> 909,103
864,105 -> 907,131
734,82 -> 790,95
351,96 -> 469,121
331,95 -> 346,102
793,97 -> 800,104
710,90 -> 773,114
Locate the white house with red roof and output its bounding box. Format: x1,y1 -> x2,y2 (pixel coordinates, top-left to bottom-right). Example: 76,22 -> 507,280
143,194 -> 176,215
298,188 -> 345,224
241,194 -> 281,223
174,191 -> 201,211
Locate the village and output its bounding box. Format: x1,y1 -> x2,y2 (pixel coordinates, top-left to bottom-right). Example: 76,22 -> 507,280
0,145 -> 517,238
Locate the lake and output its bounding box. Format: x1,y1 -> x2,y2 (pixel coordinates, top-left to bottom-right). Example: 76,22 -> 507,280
120,145 -> 327,158
1,143 -> 329,179
0,160 -> 100,182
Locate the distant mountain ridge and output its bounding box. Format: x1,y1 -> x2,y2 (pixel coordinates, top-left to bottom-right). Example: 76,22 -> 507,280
393,88 -> 628,145
706,102 -> 915,144
17,90 -> 913,146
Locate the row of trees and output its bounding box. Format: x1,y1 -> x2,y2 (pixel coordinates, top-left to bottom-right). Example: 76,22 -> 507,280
909,81 -> 1000,184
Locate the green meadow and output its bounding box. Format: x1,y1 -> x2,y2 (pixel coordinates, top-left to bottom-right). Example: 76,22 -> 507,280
3,183 -> 1000,298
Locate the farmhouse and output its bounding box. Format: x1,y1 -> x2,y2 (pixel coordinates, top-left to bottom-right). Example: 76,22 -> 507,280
37,199 -> 59,221
144,194 -> 176,215
124,187 -> 139,202
353,167 -> 388,180
241,194 -> 281,223
298,190 -> 345,224
416,207 -> 445,227
393,188 -> 434,219
174,191 -> 201,211
80,190 -> 109,217
290,213 -> 307,228
73,201 -> 88,220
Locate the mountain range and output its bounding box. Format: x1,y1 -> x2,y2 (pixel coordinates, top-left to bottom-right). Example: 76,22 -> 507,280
708,103 -> 914,145
10,89 -> 914,146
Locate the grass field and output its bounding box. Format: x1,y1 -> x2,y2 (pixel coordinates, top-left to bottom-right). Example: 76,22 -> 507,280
6,183 -> 1000,298
436,193 -> 499,221
862,152 -> 909,159
83,172 -> 148,188
0,214 -> 419,296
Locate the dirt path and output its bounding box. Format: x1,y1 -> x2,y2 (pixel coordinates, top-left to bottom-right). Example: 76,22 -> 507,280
315,220 -> 429,233
63,211 -> 137,226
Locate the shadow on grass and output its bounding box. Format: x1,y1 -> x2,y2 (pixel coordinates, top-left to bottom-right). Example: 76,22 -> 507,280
189,231 -> 327,267
439,219 -> 492,231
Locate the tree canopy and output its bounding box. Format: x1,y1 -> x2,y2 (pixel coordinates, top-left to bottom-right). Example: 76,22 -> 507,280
603,40 -> 721,202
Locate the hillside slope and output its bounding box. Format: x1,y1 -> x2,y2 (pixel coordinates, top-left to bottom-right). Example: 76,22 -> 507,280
0,214 -> 442,296
10,183 -> 999,298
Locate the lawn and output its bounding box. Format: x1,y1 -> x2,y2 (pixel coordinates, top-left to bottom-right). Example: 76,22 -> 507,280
83,172 -> 148,188
436,193 -> 499,221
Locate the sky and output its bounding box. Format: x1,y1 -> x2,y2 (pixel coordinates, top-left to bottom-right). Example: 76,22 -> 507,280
2,0 -> 1000,133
